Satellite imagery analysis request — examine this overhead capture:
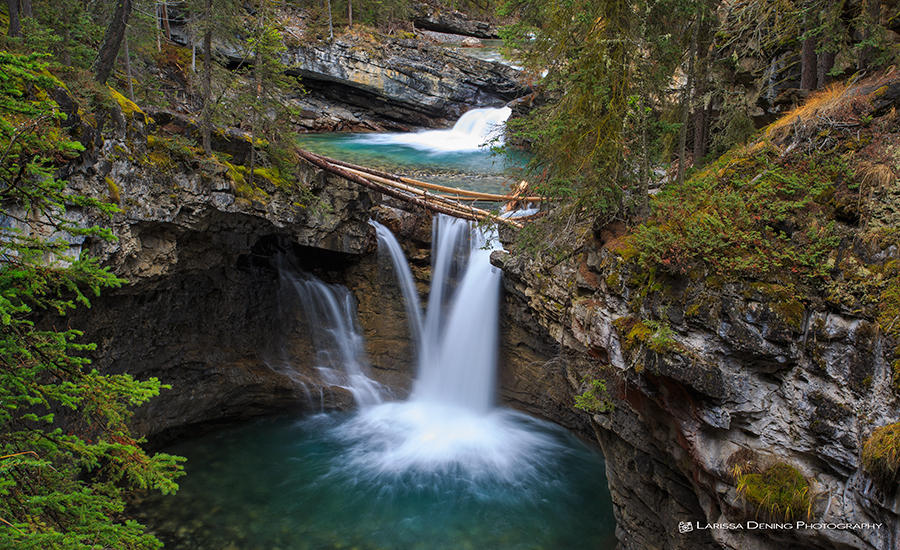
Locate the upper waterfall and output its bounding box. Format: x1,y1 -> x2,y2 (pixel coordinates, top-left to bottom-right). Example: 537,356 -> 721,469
356,106 -> 512,153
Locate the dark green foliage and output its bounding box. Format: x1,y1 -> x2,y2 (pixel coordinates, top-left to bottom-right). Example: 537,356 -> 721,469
574,378 -> 614,414
500,0 -> 712,226
10,2 -> 105,69
218,2 -> 307,194
0,51 -> 183,549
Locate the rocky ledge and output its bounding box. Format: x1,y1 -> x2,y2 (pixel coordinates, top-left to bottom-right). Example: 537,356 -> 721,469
489,76 -> 900,550
494,241 -> 899,550
283,34 -> 527,131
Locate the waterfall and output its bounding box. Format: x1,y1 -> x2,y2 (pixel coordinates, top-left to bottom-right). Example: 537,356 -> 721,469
335,214 -> 562,482
372,222 -> 424,346
282,215 -> 563,481
283,273 -> 386,408
138,217 -> 618,550
412,216 -> 502,414
371,216 -> 502,413
357,106 -> 512,152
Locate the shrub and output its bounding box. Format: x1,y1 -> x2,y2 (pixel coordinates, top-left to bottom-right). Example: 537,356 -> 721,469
574,378 -> 614,414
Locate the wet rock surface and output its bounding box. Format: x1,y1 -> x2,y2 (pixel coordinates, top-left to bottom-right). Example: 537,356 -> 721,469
411,1 -> 500,39
39,97 -> 423,444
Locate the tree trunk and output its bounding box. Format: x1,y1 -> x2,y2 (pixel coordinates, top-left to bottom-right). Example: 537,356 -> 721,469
637,97 -> 649,221
20,0 -> 32,18
94,0 -> 133,84
800,36 -> 817,90
677,20 -> 698,186
202,22 -> 212,155
60,7 -> 71,65
349,0 -> 353,28
124,35 -> 135,102
6,0 -> 21,38
857,0 -> 880,70
248,50 -> 261,188
818,50 -> 835,88
693,104 -> 708,162
160,0 -> 172,41
327,0 -> 333,41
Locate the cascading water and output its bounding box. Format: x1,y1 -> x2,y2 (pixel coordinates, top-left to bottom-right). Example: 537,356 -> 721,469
283,274 -> 386,408
358,106 -> 512,152
135,216 -> 616,549
295,107 -> 525,196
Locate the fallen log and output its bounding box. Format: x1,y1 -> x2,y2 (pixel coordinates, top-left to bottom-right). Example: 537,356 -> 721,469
336,165 -> 524,229
320,155 -> 546,202
297,149 -> 525,229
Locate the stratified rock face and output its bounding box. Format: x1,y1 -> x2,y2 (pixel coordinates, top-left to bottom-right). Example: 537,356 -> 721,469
283,36 -> 527,129
492,241 -> 900,550
412,2 -> 499,39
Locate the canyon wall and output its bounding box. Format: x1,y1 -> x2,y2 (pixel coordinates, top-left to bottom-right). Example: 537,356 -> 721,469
491,231 -> 900,550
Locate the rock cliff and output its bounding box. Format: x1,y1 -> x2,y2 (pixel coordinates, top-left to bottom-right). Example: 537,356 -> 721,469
283,35 -> 527,130
494,244 -> 898,550
40,94 -> 421,444
489,79 -> 900,550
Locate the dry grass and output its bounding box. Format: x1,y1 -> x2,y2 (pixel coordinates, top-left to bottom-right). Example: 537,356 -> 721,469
766,83 -> 854,141
862,422 -> 900,489
856,160 -> 896,192
727,449 -> 814,521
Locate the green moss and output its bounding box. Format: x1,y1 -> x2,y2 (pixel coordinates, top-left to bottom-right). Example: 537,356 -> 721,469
144,135 -> 175,170
627,321 -> 653,350
107,86 -> 144,120
774,298 -> 805,331
104,176 -> 120,204
253,166 -> 291,188
606,272 -> 620,288
736,462 -> 812,521
613,317 -> 678,354
223,161 -> 270,202
862,422 -> 900,489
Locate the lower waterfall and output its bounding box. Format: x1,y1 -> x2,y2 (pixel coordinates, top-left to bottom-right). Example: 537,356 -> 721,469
134,216 -> 617,549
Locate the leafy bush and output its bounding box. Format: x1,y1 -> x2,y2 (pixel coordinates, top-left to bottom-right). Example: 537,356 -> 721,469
574,378 -> 614,414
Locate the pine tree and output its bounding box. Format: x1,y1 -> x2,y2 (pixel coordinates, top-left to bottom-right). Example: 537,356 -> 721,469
229,0 -> 302,187
0,51 -> 183,550
186,0 -> 243,155
501,0 -> 707,221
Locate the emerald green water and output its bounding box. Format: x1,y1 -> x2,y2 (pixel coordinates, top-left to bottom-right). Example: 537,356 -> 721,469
135,411 -> 617,550
296,107 -> 528,196
296,133 -> 518,175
